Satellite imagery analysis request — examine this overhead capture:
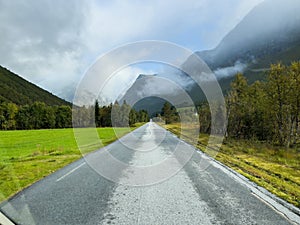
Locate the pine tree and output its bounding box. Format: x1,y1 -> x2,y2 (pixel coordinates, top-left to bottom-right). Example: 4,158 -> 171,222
95,100 -> 100,127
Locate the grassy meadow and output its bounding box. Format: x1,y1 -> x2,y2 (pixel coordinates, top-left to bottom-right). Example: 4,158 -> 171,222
164,123 -> 300,208
0,125 -> 141,202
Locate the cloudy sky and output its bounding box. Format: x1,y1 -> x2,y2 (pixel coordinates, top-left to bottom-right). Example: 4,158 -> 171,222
0,0 -> 263,101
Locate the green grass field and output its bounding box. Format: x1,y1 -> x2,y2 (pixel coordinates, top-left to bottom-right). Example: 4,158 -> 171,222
164,123 -> 300,208
0,126 -> 140,202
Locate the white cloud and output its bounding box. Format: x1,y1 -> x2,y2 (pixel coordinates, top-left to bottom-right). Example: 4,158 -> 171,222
214,61 -> 247,78
0,0 -> 263,102
100,66 -> 155,104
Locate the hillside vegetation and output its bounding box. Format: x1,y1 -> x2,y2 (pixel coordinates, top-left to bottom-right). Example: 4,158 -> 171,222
0,66 -> 70,106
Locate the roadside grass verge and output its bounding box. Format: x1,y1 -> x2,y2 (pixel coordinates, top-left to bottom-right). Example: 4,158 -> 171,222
0,125 -> 142,202
164,123 -> 300,208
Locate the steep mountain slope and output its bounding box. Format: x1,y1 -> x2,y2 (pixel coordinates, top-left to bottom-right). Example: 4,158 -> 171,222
183,0 -> 300,98
196,0 -> 300,71
0,65 -> 71,106
120,73 -> 205,116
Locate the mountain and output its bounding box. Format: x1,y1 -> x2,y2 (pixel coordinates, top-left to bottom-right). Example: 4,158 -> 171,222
184,0 -> 300,95
0,65 -> 71,106
119,73 -> 204,116
122,0 -> 300,114
195,0 -> 300,72
119,74 -> 170,116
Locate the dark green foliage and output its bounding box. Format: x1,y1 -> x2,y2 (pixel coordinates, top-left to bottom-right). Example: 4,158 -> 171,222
100,104 -> 112,127
94,100 -> 101,127
0,102 -> 18,130
15,105 -> 31,130
0,102 -> 73,130
129,109 -> 137,126
198,102 -> 211,133
0,66 -> 70,106
94,101 -> 149,127
161,102 -> 179,124
137,110 -> 150,123
55,105 -> 72,128
14,103 -> 72,130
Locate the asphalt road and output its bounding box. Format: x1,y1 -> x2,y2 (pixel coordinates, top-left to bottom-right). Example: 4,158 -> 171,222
1,123 -> 299,225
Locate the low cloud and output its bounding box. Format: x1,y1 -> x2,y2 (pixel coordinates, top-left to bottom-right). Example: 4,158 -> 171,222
213,61 -> 247,78
101,67 -> 155,104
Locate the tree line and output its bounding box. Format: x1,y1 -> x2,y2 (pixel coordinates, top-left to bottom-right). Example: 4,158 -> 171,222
94,100 -> 149,127
0,102 -> 72,130
198,62 -> 300,147
71,100 -> 149,128
0,100 -> 150,130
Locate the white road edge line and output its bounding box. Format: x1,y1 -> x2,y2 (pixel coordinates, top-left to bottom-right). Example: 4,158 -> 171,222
251,192 -> 298,225
194,150 -> 300,224
56,162 -> 86,182
0,211 -> 15,225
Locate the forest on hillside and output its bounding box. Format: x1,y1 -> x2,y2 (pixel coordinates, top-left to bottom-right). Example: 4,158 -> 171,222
0,66 -> 70,106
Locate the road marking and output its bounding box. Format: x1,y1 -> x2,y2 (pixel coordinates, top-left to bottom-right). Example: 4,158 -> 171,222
251,192 -> 298,225
194,147 -> 300,224
0,211 -> 15,225
56,162 -> 86,182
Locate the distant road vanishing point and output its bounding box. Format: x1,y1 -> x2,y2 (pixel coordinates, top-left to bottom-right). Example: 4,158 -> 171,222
1,123 -> 299,225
